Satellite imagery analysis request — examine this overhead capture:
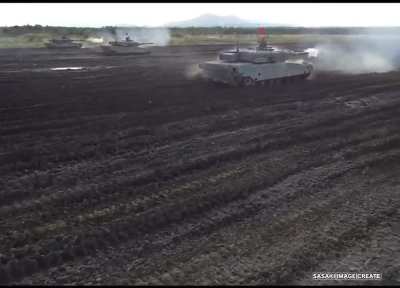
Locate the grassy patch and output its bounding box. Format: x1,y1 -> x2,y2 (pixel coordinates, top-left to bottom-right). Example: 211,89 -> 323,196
169,34 -> 373,46
0,32 -> 86,48
0,31 -> 378,48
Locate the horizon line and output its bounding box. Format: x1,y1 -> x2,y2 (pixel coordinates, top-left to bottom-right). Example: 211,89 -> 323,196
2,25 -> 400,29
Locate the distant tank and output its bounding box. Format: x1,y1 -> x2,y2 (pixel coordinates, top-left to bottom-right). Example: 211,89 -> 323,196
100,33 -> 153,55
45,36 -> 82,49
199,28 -> 313,86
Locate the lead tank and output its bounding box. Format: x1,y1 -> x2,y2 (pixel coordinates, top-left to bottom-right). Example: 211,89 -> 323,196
100,34 -> 153,55
45,36 -> 82,49
199,29 -> 313,86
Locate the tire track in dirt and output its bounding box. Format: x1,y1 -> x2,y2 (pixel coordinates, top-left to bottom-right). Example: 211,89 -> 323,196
122,157 -> 400,285
15,146 -> 400,285
1,94 -> 396,238
3,132 -> 400,284
1,45 -> 400,284
2,86 -> 399,207
0,88 -> 400,236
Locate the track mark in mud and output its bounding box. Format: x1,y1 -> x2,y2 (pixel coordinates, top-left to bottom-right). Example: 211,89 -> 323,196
1,46 -> 400,284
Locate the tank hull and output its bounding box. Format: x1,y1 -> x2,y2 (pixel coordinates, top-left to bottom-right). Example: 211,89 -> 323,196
45,43 -> 82,49
100,45 -> 151,56
199,61 -> 313,86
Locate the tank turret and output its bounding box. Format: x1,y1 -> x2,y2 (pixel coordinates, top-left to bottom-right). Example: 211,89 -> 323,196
100,33 -> 153,55
199,28 -> 314,86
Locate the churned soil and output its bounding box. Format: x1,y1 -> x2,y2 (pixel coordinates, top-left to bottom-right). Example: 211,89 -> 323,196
0,44 -> 399,285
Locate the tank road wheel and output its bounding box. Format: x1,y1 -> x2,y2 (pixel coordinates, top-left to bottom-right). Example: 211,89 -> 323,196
233,75 -> 242,87
254,79 -> 263,87
302,64 -> 313,80
241,77 -> 255,87
301,72 -> 308,79
303,71 -> 312,79
211,81 -> 225,88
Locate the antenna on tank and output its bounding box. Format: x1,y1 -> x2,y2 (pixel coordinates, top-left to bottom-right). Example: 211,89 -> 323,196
235,31 -> 240,52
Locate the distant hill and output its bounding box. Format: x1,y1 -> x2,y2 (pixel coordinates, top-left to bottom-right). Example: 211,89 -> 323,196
166,13 -> 286,28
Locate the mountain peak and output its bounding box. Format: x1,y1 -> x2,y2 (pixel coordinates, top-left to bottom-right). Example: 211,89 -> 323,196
166,13 -> 264,28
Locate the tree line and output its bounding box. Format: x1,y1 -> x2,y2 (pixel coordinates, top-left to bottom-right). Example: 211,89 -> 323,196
2,25 -> 400,37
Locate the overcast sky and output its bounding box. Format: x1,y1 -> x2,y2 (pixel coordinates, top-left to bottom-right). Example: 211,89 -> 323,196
1,3 -> 400,27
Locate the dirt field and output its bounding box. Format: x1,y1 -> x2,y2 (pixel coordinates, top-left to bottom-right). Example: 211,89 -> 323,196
0,44 -> 400,285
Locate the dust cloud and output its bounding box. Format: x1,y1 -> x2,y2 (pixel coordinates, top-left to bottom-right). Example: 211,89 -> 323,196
184,53 -> 222,80
184,64 -> 203,80
114,27 -> 171,46
309,33 -> 400,74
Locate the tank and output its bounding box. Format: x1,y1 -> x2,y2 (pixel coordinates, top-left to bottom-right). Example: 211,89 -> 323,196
45,36 -> 82,49
199,28 -> 314,86
100,34 -> 153,55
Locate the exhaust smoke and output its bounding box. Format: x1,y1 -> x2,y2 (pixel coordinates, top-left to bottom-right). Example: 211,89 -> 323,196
114,27 -> 171,46
86,37 -> 104,44
309,33 -> 400,74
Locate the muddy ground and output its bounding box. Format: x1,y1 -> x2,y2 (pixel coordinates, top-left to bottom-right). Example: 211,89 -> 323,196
0,44 -> 399,285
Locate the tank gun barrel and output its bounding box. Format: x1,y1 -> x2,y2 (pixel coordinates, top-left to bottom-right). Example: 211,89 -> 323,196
48,38 -> 84,42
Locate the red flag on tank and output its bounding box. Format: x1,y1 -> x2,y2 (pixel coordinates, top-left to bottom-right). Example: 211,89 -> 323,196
257,27 -> 267,36
257,27 -> 267,47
